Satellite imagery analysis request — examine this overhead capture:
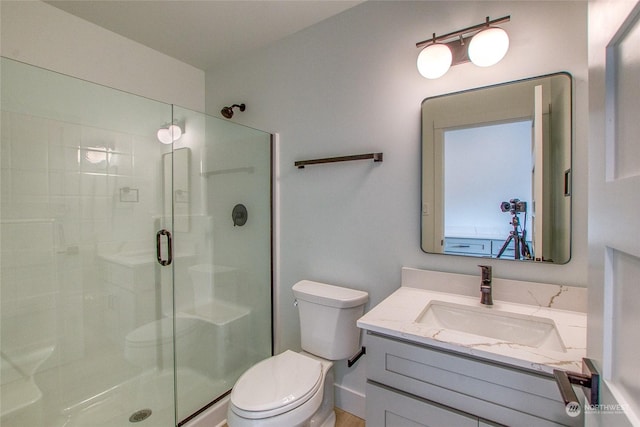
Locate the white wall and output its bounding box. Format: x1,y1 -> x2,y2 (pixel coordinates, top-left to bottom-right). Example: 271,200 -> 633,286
0,1 -> 205,111
205,0 -> 588,416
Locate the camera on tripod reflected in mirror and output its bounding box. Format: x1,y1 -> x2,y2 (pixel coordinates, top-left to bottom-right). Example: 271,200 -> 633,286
500,199 -> 526,214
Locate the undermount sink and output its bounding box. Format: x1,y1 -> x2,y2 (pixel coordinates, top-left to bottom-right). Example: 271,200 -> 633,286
415,300 -> 566,352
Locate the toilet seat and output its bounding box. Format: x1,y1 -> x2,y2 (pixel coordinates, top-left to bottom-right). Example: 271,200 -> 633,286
230,350 -> 322,419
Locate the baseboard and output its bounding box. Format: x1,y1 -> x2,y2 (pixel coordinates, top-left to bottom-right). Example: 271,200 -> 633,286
334,383 -> 365,419
184,395 -> 229,427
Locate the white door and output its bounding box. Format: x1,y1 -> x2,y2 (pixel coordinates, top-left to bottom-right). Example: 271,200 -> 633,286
588,1 -> 640,426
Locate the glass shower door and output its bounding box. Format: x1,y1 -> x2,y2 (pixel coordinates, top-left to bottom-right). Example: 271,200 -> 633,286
170,106 -> 273,422
1,58 -> 273,427
1,58 -> 177,427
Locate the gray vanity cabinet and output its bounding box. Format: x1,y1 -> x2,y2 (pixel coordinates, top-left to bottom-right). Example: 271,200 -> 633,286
364,332 -> 582,427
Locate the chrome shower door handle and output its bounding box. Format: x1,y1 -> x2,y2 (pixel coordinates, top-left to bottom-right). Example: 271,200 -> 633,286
156,229 -> 173,266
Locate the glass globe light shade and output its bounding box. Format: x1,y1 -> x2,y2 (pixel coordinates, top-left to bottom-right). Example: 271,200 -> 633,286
468,27 -> 509,67
167,124 -> 182,141
157,124 -> 182,144
157,128 -> 173,144
417,43 -> 453,79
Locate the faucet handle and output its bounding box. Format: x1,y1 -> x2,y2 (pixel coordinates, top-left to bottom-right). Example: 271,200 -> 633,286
478,265 -> 492,282
478,265 -> 493,305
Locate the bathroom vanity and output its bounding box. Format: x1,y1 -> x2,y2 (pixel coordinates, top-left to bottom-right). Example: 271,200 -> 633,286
357,268 -> 587,427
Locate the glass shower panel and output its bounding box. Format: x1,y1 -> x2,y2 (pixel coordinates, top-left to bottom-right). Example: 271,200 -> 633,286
1,58 -> 177,427
171,106 -> 272,422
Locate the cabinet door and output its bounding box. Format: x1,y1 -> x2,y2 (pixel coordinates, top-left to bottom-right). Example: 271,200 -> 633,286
366,381 -> 477,427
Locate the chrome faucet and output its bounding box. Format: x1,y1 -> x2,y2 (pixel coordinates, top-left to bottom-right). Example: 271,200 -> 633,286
478,265 -> 493,306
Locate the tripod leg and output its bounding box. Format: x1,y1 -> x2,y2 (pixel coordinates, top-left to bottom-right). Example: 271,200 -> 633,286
520,235 -> 530,259
514,234 -> 521,260
520,230 -> 532,259
497,234 -> 514,258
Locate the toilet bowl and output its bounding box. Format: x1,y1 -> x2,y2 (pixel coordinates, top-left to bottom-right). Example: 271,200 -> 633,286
124,317 -> 201,369
227,350 -> 334,427
227,280 -> 368,427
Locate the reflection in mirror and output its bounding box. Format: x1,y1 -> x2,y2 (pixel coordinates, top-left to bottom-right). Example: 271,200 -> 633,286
421,73 -> 572,263
444,121 -> 533,259
164,147 -> 190,232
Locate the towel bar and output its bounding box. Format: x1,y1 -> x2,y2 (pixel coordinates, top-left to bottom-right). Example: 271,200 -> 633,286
295,153 -> 383,169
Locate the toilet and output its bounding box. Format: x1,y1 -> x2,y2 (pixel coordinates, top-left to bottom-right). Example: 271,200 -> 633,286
227,280 -> 368,427
124,316 -> 202,369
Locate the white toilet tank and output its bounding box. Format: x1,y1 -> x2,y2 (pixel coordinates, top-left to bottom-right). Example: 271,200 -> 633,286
292,280 -> 368,360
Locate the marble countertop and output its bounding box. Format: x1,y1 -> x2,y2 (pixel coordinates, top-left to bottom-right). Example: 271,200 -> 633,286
357,286 -> 586,375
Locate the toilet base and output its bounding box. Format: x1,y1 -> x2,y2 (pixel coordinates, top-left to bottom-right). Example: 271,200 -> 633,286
307,353 -> 335,427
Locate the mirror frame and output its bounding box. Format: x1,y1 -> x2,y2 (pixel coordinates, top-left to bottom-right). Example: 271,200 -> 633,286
421,72 -> 573,263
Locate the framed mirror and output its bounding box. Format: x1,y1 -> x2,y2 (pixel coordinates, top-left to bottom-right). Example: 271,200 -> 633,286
421,73 -> 572,263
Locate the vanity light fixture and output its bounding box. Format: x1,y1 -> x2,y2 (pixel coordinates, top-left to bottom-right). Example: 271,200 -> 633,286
157,121 -> 183,145
416,15 -> 510,79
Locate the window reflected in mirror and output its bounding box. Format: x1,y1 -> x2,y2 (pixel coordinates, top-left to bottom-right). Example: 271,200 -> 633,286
443,121 -> 533,258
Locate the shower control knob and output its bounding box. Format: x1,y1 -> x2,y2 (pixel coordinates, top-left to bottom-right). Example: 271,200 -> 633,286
232,204 -> 248,226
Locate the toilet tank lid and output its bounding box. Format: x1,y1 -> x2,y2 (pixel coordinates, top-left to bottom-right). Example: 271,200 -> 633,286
292,280 -> 368,308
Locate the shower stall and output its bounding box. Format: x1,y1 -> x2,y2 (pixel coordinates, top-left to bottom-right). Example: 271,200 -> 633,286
0,58 -> 273,426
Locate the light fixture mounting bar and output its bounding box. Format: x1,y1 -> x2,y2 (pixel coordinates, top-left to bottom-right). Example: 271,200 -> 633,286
416,15 -> 510,48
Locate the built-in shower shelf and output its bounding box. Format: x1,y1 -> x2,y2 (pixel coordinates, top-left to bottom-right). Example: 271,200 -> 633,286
178,301 -> 250,326
295,152 -> 383,169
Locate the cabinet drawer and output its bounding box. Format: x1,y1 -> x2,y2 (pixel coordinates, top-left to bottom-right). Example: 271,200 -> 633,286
366,381 -> 477,427
444,238 -> 492,255
365,332 -> 581,427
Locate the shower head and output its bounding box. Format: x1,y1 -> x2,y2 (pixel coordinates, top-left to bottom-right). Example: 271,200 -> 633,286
221,103 -> 246,119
